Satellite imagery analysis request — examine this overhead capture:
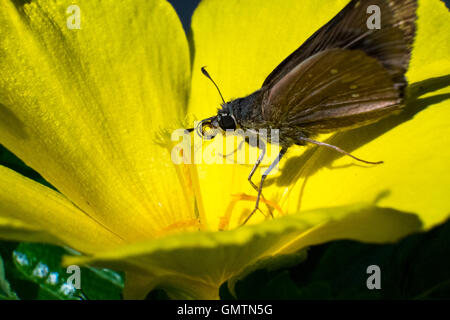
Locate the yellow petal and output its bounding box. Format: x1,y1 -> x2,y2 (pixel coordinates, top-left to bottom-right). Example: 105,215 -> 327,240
188,0 -> 450,229
0,0 -> 193,240
0,165 -> 123,254
65,204 -> 421,299
408,0 -> 450,84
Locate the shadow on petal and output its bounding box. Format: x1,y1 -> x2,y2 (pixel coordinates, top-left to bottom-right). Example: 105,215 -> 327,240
271,74 -> 450,189
0,103 -> 28,139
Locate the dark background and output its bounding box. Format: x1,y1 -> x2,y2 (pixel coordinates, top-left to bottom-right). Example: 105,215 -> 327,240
167,0 -> 201,32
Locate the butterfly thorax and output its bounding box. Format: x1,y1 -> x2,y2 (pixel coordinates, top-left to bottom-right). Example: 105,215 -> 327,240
221,89 -> 309,147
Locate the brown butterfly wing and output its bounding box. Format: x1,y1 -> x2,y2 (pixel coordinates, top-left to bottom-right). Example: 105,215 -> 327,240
263,0 -> 417,93
262,48 -> 402,133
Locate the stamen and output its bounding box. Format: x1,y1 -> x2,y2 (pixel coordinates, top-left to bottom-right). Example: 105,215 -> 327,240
219,193 -> 284,230
156,219 -> 201,237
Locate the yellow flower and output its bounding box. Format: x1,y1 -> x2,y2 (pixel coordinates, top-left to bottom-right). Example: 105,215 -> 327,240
0,0 -> 449,299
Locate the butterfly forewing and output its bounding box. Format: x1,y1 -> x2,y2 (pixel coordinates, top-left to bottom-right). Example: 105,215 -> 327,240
262,0 -> 417,92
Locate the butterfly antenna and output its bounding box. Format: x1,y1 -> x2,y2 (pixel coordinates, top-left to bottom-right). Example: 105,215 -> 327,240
201,66 -> 225,104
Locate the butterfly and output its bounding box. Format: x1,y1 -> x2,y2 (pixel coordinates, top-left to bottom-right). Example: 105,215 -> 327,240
188,0 -> 417,224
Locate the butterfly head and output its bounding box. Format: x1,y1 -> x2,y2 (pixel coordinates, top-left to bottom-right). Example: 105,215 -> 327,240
196,110 -> 237,140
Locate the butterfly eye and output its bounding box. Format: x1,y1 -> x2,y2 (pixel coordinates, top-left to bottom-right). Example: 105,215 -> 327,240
218,114 -> 236,130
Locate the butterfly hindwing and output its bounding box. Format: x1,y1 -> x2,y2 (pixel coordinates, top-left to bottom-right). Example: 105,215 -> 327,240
262,48 -> 402,133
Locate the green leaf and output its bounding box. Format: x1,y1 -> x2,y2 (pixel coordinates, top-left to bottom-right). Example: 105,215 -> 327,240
0,251 -> 18,300
0,241 -> 124,300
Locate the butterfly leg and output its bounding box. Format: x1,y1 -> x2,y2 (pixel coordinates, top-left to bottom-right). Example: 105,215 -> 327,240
246,141 -> 274,219
247,141 -> 266,192
242,147 -> 288,225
